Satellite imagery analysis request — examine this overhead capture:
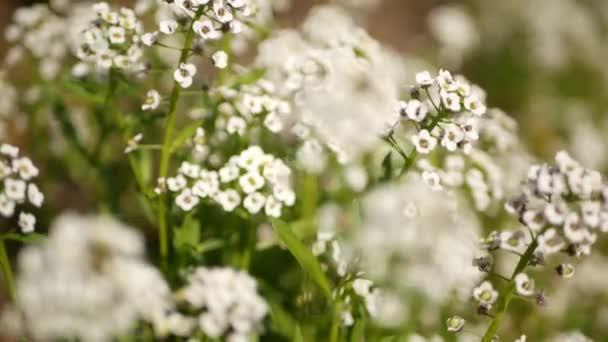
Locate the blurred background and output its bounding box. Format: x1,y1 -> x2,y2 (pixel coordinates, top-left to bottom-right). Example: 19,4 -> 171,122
2,0 -> 608,340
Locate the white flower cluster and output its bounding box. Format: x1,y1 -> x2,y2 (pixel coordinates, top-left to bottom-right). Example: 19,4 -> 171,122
174,267 -> 268,341
75,2 -> 145,73
166,145 -> 295,217
352,177 -> 482,305
0,144 -> 43,234
9,214 -> 172,341
503,151 -> 608,257
399,69 -> 487,156
144,0 -> 257,81
256,5 -> 406,163
3,4 -> 74,80
211,79 -> 292,136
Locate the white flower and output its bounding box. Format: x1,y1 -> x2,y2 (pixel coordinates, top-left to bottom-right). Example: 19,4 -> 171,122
437,69 -> 456,91
212,51 -> 229,69
239,172 -> 265,194
537,228 -> 565,255
213,3 -> 234,23
273,186 -> 296,206
141,90 -> 161,111
445,316 -> 465,332
27,184 -> 44,207
472,281 -> 498,305
544,201 -> 567,225
227,0 -> 247,8
499,230 -> 526,254
556,264 -> 575,279
263,113 -> 284,133
178,162 -> 201,179
12,157 -> 39,180
440,90 -> 461,112
521,209 -> 545,232
159,20 -> 178,35
237,146 -> 265,172
411,130 -> 437,154
125,133 -> 143,154
108,26 -> 126,44
402,100 -> 428,122
4,178 -> 26,201
264,195 -> 282,218
97,50 -> 115,69
174,63 -> 197,88
515,335 -> 527,342
167,175 -> 187,192
464,95 -> 486,116
581,201 -> 600,227
226,116 -> 246,135
18,212 -> 36,233
514,273 -> 534,296
441,125 -> 464,151
218,190 -> 241,212
192,20 -> 220,40
563,212 -> 587,243
192,170 -> 220,198
422,170 -> 442,191
459,117 -> 479,141
0,194 -> 15,217
243,192 -> 266,214
219,164 -> 240,183
176,188 -> 200,211
415,70 -> 434,86
0,144 -> 19,158
141,31 -> 159,46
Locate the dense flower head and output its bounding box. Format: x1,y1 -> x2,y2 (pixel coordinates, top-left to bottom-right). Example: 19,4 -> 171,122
172,267 -> 268,340
75,2 -> 145,73
167,145 -> 295,217
503,151 -> 608,257
5,213 -> 172,341
0,144 -> 43,233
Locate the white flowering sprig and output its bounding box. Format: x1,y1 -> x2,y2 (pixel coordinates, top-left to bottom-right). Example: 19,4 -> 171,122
165,145 -> 295,218
452,151 -> 608,341
386,69 -> 488,178
75,2 -> 145,73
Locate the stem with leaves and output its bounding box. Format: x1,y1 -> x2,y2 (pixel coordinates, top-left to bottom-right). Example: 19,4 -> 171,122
157,8 -> 204,270
480,237 -> 539,342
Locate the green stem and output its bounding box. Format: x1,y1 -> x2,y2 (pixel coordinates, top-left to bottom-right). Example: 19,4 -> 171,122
329,306 -> 341,342
157,8 -> 204,270
0,238 -> 16,302
480,239 -> 539,342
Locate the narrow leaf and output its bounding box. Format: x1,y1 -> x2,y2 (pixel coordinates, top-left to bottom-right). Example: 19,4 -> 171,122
171,121 -> 203,152
173,214 -> 200,251
271,219 -> 331,298
2,233 -> 46,244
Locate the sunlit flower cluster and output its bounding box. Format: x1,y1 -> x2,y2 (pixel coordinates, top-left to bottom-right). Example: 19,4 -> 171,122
166,145 -> 295,217
0,144 -> 43,234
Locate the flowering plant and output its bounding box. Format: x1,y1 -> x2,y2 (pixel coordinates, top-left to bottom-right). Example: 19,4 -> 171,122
0,1 -> 604,341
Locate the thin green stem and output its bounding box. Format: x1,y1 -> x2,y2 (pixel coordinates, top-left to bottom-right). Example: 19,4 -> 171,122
0,238 -> 16,302
157,8 -> 204,270
329,307 -> 341,342
480,238 -> 539,342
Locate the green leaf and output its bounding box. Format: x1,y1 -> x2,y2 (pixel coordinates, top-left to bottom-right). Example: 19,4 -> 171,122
232,68 -> 266,86
2,233 -> 46,244
267,299 -> 297,338
271,219 -> 332,299
171,121 -> 203,152
381,151 -> 393,181
194,239 -> 224,254
350,318 -> 366,342
173,214 -> 200,251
